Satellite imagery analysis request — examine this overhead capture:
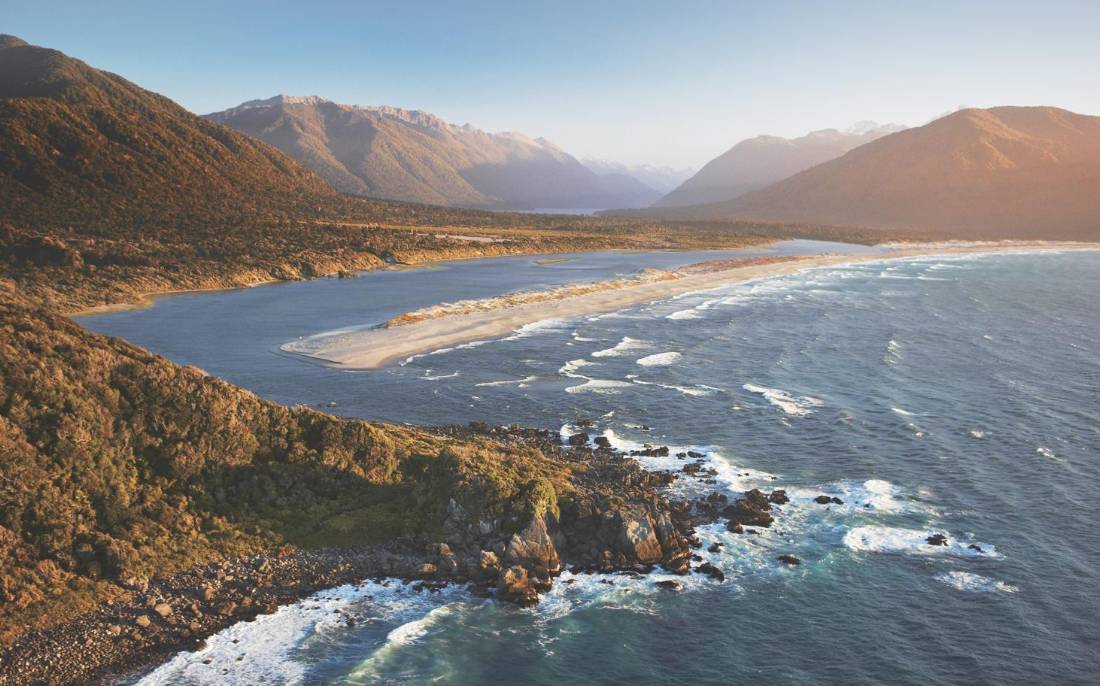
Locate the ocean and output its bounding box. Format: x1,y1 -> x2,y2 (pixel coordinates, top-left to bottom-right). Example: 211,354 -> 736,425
79,244 -> 1100,685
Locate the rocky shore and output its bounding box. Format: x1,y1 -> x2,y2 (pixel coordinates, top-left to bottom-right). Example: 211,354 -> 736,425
0,423 -> 790,685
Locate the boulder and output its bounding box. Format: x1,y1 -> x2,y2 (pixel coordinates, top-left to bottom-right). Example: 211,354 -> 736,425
567,432 -> 589,447
695,562 -> 725,582
655,580 -> 681,591
497,565 -> 539,606
777,555 -> 801,566
926,533 -> 949,546
153,603 -> 173,618
479,550 -> 501,578
813,495 -> 832,504
594,436 -> 612,449
720,490 -> 774,528
768,490 -> 790,505
134,615 -> 152,628
614,505 -> 663,565
505,515 -> 562,578
417,563 -> 438,578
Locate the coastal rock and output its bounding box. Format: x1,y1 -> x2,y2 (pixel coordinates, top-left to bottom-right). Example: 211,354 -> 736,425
777,555 -> 801,566
926,533 -> 949,546
614,505 -> 664,565
478,550 -> 501,579
655,580 -> 681,591
567,432 -> 589,447
417,563 -> 438,578
134,615 -> 152,629
504,515 -> 562,579
813,495 -> 832,504
695,562 -> 725,582
594,436 -> 612,449
153,603 -> 173,618
496,565 -> 539,606
768,490 -> 790,505
721,489 -> 774,528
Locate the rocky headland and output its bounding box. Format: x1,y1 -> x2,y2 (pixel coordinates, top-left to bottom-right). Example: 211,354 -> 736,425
0,420 -> 788,685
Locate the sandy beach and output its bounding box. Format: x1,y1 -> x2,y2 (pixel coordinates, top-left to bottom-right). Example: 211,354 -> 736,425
282,242 -> 1097,369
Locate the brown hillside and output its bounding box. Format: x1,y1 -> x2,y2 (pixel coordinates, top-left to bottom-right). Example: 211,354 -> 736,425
0,36 -> 335,226
701,106 -> 1100,239
654,124 -> 902,208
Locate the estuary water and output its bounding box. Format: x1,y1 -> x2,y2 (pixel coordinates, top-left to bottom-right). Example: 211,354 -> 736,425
78,244 -> 1100,685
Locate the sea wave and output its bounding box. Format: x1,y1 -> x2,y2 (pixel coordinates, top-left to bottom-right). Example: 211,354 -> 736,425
591,336 -> 649,357
742,383 -> 824,417
636,351 -> 682,367
136,582 -> 465,686
936,571 -> 1019,593
564,378 -> 633,394
474,375 -> 538,387
843,526 -> 999,558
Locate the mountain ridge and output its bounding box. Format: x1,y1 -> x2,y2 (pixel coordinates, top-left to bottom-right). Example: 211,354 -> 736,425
206,95 -> 659,209
687,106 -> 1100,239
653,123 -> 904,208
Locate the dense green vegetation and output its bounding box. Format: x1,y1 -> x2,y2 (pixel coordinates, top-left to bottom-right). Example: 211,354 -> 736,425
0,286 -> 572,641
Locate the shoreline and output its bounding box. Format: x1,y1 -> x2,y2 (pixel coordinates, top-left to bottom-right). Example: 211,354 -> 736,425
285,241 -> 1098,370
67,244 -> 776,318
0,425 -> 729,685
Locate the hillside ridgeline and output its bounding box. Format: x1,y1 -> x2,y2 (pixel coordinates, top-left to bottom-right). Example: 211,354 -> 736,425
649,107 -> 1100,240
207,95 -> 660,209
654,123 -> 903,208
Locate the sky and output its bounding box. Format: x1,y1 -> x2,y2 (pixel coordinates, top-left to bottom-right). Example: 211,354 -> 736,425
6,0 -> 1100,168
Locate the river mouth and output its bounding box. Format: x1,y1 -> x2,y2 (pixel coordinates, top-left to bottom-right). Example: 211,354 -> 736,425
84,246 -> 1100,685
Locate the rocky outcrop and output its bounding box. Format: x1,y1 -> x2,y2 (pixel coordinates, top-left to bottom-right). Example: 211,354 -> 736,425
722,489 -> 776,532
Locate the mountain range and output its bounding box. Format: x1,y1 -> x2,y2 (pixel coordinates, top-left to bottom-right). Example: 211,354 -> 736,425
659,106 -> 1100,240
206,96 -> 659,210
653,123 -> 904,208
581,159 -> 694,195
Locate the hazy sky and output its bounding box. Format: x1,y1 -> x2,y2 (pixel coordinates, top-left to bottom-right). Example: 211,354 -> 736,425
7,1 -> 1100,168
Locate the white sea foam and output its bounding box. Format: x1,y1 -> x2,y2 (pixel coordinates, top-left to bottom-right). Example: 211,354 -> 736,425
742,384 -> 824,417
936,571 -> 1018,593
1036,446 -> 1061,461
420,371 -> 460,381
666,308 -> 703,320
843,526 -> 998,558
503,318 -> 569,341
136,582 -> 465,686
969,430 -> 986,439
885,338 -> 903,365
631,379 -> 716,397
571,331 -> 597,342
636,352 -> 682,367
591,336 -> 649,357
558,358 -> 593,376
565,379 -> 633,394
474,375 -> 538,387
891,407 -> 914,416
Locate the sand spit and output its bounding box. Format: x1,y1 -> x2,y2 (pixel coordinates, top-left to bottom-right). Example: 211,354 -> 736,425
283,242 -> 1097,370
